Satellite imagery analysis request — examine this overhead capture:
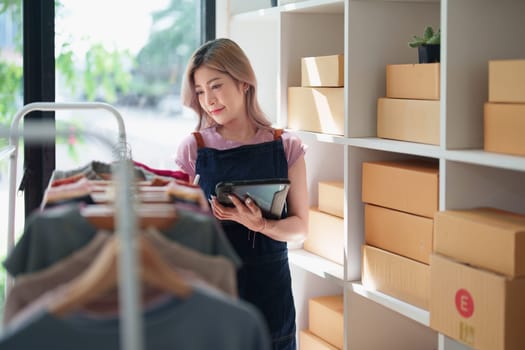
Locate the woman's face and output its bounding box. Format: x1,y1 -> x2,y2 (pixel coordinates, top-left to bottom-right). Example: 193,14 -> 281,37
193,65 -> 247,126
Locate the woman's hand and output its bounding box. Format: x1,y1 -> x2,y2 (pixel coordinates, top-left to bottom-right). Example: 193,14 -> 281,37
209,195 -> 266,232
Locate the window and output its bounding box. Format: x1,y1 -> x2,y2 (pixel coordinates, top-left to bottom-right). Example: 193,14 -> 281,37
0,2 -> 22,132
54,0 -> 200,169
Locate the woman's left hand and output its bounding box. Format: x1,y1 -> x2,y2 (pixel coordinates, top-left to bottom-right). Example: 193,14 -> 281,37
209,195 -> 266,232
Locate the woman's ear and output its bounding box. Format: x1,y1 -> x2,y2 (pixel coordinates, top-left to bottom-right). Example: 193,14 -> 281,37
243,83 -> 249,93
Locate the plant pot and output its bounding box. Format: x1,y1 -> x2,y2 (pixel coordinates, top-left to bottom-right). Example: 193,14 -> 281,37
418,44 -> 440,64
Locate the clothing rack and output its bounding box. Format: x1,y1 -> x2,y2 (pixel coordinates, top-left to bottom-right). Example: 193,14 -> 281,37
0,145 -> 16,163
1,102 -> 143,350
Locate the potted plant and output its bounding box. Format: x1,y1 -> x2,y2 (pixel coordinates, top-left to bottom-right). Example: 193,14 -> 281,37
408,26 -> 441,64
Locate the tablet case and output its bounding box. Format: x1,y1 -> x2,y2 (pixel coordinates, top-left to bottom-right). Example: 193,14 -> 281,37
215,178 -> 290,219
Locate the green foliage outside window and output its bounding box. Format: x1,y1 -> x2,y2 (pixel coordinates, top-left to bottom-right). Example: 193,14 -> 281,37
0,60 -> 22,125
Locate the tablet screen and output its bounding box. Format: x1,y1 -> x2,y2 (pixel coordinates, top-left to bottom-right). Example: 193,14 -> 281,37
215,178 -> 290,219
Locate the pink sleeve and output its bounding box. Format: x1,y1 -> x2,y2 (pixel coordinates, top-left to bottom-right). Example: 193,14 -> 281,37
175,134 -> 198,178
282,132 -> 307,168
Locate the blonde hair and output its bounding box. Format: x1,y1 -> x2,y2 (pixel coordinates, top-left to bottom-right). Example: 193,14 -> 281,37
181,38 -> 272,131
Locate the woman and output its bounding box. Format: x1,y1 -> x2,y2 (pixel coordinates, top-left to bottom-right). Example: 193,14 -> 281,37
175,38 -> 308,350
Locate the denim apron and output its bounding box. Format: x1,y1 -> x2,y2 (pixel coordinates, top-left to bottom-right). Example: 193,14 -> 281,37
194,129 -> 296,350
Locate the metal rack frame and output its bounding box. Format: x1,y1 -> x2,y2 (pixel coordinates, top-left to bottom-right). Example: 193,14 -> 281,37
1,102 -> 143,350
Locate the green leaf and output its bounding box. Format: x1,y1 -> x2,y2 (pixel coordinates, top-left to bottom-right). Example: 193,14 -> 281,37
423,26 -> 434,41
427,29 -> 441,45
408,35 -> 425,48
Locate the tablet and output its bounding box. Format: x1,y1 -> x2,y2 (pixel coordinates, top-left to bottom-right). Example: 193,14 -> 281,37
215,178 -> 290,219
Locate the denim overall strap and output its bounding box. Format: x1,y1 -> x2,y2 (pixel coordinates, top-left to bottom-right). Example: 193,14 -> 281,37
195,130 -> 296,350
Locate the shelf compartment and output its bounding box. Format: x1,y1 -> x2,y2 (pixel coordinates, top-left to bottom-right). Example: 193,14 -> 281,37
443,160 -> 525,215
345,1 -> 441,138
443,0 -> 525,150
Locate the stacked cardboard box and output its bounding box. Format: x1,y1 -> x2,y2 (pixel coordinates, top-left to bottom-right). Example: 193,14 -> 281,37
377,63 -> 440,145
430,208 -> 525,350
300,295 -> 344,350
303,181 -> 344,265
361,160 -> 438,310
484,59 -> 525,157
288,54 -> 344,135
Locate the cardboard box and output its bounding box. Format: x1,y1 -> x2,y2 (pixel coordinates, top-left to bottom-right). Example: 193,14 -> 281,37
362,160 -> 439,218
304,207 -> 344,265
430,253 -> 525,350
484,102 -> 525,157
301,54 -> 344,87
318,181 -> 344,218
362,245 -> 430,310
288,87 -> 344,135
386,63 -> 440,100
365,204 -> 433,264
300,330 -> 340,350
309,295 -> 344,349
434,208 -> 525,277
377,97 -> 440,145
489,59 -> 525,103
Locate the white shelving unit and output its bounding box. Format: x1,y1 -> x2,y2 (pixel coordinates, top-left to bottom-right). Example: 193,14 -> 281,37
223,0 -> 525,349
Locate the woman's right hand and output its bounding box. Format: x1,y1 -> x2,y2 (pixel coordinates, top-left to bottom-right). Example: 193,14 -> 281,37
209,195 -> 266,232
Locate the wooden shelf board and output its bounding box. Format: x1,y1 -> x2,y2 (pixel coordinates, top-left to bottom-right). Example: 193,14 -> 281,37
445,149 -> 525,172
288,248 -> 344,285
348,281 -> 430,326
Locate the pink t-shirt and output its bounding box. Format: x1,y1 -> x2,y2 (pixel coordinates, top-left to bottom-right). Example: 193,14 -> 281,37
175,127 -> 306,178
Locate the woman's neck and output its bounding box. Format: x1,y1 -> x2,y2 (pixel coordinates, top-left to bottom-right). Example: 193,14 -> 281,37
217,123 -> 258,143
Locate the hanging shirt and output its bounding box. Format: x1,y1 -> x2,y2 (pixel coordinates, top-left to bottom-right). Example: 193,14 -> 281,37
3,232 -> 110,326
3,203 -> 240,277
0,285 -> 271,350
3,228 -> 238,326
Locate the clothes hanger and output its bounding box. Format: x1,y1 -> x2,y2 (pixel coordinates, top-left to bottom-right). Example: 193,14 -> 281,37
41,176 -> 109,208
164,180 -> 210,211
41,177 -> 95,208
81,203 -> 178,230
48,234 -> 192,317
91,183 -> 177,204
90,181 -> 209,208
